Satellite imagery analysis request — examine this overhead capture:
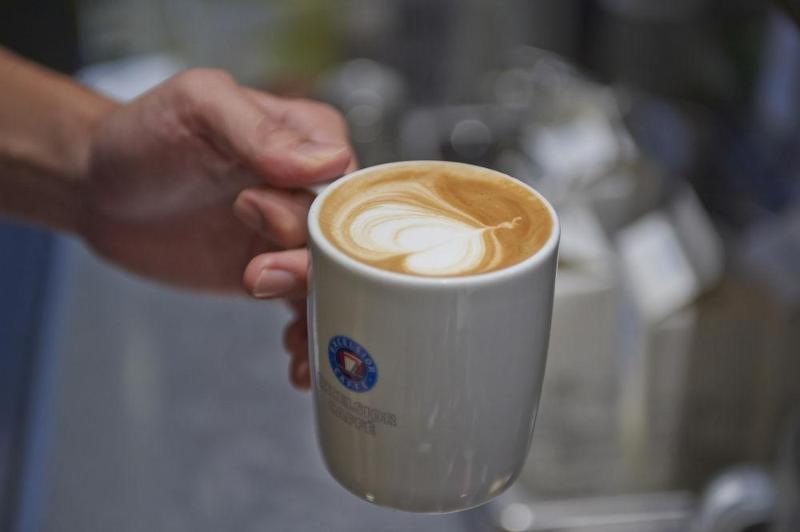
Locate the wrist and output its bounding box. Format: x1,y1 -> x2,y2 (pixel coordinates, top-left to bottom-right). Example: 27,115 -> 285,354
15,90 -> 118,237
65,92 -> 120,237
53,90 -> 119,237
0,48 -> 119,235
64,88 -> 120,184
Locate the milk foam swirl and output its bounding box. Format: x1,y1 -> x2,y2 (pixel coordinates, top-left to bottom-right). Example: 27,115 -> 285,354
319,164 -> 552,277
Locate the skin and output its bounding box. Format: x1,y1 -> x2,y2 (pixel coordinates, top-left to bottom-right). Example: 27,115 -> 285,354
0,48 -> 350,389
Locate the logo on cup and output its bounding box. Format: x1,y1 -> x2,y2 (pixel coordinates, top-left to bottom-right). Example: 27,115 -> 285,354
328,335 -> 378,393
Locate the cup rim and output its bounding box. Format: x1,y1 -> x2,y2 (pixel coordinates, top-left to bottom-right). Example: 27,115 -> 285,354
307,160 -> 560,287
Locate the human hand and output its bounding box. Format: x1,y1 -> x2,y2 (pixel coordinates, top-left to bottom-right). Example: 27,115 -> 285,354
83,69 -> 354,388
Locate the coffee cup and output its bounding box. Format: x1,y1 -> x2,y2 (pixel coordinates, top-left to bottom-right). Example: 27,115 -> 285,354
307,160 -> 559,513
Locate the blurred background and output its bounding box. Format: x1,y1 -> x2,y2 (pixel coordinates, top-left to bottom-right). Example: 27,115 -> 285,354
2,0 -> 800,531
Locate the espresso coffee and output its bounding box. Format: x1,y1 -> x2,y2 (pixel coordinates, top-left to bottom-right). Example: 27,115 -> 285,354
319,162 -> 553,277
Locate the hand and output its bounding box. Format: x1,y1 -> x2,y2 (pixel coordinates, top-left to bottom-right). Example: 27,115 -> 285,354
83,68 -> 355,388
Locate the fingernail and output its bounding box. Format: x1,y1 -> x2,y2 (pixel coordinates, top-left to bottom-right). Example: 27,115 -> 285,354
233,200 -> 265,233
295,141 -> 347,163
253,268 -> 297,298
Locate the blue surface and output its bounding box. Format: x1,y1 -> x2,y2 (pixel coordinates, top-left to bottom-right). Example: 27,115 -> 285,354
0,220 -> 55,531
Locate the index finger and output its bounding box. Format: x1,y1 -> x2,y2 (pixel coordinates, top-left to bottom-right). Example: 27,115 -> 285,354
171,70 -> 352,187
244,89 -> 359,173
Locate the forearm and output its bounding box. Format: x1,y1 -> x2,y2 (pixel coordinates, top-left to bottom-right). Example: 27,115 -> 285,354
0,47 -> 118,234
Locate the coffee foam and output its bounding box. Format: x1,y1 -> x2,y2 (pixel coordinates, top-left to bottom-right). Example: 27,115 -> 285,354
319,163 -> 552,277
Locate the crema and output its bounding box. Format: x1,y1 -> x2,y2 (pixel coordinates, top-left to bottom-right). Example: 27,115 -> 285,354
319,162 -> 552,277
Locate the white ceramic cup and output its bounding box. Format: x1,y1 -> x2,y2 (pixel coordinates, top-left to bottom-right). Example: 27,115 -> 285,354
307,161 -> 560,513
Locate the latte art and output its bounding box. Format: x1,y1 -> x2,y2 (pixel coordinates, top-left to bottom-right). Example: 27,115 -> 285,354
319,163 -> 552,277
338,189 -> 520,276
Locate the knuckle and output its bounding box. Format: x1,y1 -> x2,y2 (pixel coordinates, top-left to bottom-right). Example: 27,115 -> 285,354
273,225 -> 307,249
242,254 -> 269,296
242,264 -> 259,295
171,68 -> 234,105
169,69 -> 238,126
283,232 -> 308,249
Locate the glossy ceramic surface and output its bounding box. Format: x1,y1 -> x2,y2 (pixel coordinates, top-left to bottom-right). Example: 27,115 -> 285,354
307,161 -> 560,513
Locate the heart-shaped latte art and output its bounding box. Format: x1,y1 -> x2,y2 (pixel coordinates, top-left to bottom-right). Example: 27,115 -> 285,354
319,165 -> 551,277
348,203 -> 520,275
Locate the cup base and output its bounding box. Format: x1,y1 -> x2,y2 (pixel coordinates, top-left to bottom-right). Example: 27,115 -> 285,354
323,456 -> 521,514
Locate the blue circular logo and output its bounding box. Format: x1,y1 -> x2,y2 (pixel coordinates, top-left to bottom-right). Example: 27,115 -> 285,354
328,335 -> 378,393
